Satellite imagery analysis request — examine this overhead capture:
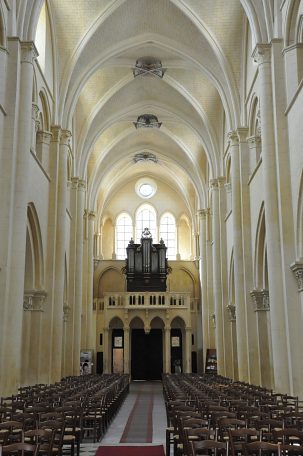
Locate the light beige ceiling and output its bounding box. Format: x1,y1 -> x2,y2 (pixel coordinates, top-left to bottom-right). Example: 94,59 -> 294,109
48,0 -> 246,220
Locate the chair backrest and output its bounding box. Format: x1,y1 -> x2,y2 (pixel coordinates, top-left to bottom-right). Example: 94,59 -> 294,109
244,441 -> 281,456
2,442 -> 39,456
191,439 -> 229,456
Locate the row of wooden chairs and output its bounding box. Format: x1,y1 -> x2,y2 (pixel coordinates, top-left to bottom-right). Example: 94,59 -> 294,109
0,374 -> 130,455
163,374 -> 303,456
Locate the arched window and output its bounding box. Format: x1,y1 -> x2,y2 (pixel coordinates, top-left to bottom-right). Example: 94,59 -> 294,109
160,213 -> 176,259
116,213 -> 133,260
135,204 -> 157,242
35,2 -> 47,72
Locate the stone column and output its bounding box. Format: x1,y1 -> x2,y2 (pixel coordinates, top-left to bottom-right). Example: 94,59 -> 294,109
103,328 -> 109,373
86,211 -> 96,350
31,103 -> 39,153
237,127 -> 260,385
50,129 -> 71,382
228,130 -> 249,382
28,291 -> 46,384
36,130 -> 52,171
38,126 -> 61,384
252,44 -> 290,392
226,304 -> 238,380
123,327 -> 130,374
198,209 -> 209,372
247,135 -> 261,172
21,294 -> 34,385
176,223 -> 181,260
72,179 -> 86,374
206,209 -> 215,348
185,328 -> 192,373
0,41 -> 38,395
164,326 -> 171,373
210,178 -> 225,375
250,289 -> 273,388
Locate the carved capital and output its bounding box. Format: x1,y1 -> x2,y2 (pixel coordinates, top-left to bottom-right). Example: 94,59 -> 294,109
247,135 -> 261,149
23,293 -> 34,311
227,130 -> 239,146
226,303 -> 236,321
51,125 -> 61,143
236,127 -> 249,142
210,313 -> 216,328
88,210 -> 96,220
36,130 -> 52,145
209,179 -> 219,190
197,208 -> 210,219
71,177 -> 79,189
32,103 -> 39,120
225,182 -> 232,193
252,43 -> 271,65
60,129 -> 72,147
33,291 -> 47,311
250,289 -> 270,311
78,179 -> 86,191
290,261 -> 303,292
63,302 -> 71,322
23,290 -> 46,311
21,41 -> 38,64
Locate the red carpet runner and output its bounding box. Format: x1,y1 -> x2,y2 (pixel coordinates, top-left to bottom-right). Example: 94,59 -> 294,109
120,383 -> 154,443
95,445 -> 165,456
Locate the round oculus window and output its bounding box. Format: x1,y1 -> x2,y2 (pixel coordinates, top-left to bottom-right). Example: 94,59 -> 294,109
135,178 -> 157,199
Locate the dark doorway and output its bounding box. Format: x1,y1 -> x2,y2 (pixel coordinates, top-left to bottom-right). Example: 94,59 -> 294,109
131,328 -> 163,380
171,328 -> 183,373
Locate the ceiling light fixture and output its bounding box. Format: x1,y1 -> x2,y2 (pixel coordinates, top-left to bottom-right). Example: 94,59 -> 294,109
133,114 -> 162,129
132,57 -> 166,78
133,152 -> 158,163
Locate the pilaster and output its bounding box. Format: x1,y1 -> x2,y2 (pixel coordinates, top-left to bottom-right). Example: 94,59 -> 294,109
228,130 -> 249,382
253,42 -> 292,393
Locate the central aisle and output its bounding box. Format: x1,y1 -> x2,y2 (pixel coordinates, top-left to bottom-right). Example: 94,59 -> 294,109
103,381 -> 167,445
80,381 -> 167,456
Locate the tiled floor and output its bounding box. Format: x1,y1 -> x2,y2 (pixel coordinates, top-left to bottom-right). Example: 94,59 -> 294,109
80,381 -> 167,456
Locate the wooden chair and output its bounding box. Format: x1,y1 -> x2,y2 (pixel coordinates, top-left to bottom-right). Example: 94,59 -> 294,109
0,420 -> 24,443
185,428 -> 216,456
191,439 -> 229,456
228,428 -> 261,456
244,441 -> 281,456
2,442 -> 39,456
24,429 -> 54,456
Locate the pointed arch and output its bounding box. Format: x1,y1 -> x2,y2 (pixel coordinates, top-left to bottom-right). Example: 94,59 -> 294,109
26,203 -> 44,289
254,203 -> 268,289
0,2 -> 6,47
296,170 -> 303,259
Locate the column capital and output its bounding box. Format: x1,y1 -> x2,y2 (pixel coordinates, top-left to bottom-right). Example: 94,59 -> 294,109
197,208 -> 210,219
63,302 -> 71,322
60,129 -> 72,146
227,130 -> 239,146
250,289 -> 270,311
78,179 -> 86,191
290,261 -> 303,292
36,130 -> 52,145
237,127 -> 249,142
209,179 -> 219,189
51,125 -> 62,143
20,41 -> 38,64
210,177 -> 226,189
210,313 -> 216,328
252,43 -> 271,65
226,303 -> 236,321
247,135 -> 261,149
32,103 -> 39,120
88,210 -> 96,220
71,176 -> 79,189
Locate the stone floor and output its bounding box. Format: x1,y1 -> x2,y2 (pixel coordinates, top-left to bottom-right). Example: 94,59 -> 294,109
80,381 -> 167,456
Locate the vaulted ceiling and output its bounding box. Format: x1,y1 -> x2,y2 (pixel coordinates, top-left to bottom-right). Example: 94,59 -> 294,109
44,0 -> 249,219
